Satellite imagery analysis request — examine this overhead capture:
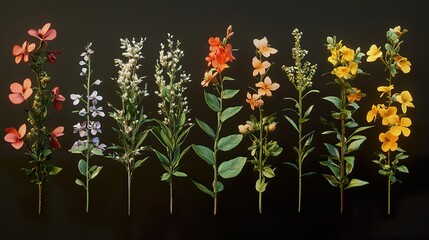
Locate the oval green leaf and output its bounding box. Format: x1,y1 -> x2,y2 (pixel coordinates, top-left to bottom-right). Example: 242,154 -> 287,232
218,156 -> 246,179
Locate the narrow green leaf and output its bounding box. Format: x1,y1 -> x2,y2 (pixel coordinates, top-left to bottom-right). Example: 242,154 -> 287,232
284,115 -> 299,133
223,89 -> 240,99
352,126 -> 374,136
134,157 -> 148,169
90,166 -> 103,179
324,143 -> 340,159
161,172 -> 171,181
153,149 -> 170,167
217,134 -> 243,151
221,106 -> 242,122
322,174 -> 339,187
320,160 -> 340,178
347,138 -> 366,153
173,171 -> 188,177
192,144 -> 214,165
283,162 -> 298,171
301,172 -> 317,177
396,165 -> 409,173
48,166 -> 62,176
204,91 -> 220,112
223,76 -> 235,81
321,130 -> 336,135
75,179 -> 85,187
196,118 -> 215,139
304,105 -> 314,118
78,159 -> 87,176
192,180 -> 214,198
302,147 -> 315,162
218,156 -> 246,179
345,178 -> 369,189
322,96 -> 342,110
284,97 -> 298,105
302,89 -> 320,99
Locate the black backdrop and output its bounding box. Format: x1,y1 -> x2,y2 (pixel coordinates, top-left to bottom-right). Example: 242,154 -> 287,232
0,0 -> 428,239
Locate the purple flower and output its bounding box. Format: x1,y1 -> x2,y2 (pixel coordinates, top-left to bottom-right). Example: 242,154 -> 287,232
70,94 -> 82,105
72,139 -> 88,148
73,122 -> 87,137
88,90 -> 103,104
90,105 -> 105,117
92,137 -> 106,151
88,121 -> 102,135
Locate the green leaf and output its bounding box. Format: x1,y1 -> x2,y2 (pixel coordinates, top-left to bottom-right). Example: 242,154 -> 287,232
255,178 -> 267,193
204,91 -> 220,112
192,180 -> 214,198
134,157 -> 148,169
161,172 -> 171,181
75,179 -> 85,187
214,181 -> 224,193
344,156 -> 355,175
321,130 -> 336,135
283,162 -> 298,171
320,160 -> 339,178
345,178 -> 369,189
352,126 -> 374,135
218,156 -> 246,179
78,159 -> 87,176
283,97 -> 298,105
196,118 -> 215,139
69,146 -> 86,154
347,138 -> 366,153
396,165 -> 409,173
223,76 -> 235,81
223,89 -> 240,99
48,166 -> 62,176
324,143 -> 339,159
90,166 -> 103,179
173,171 -> 188,177
43,149 -> 53,158
153,149 -> 170,167
263,166 -> 275,178
322,174 -> 339,187
220,106 -> 242,122
284,115 -> 299,133
322,96 -> 342,110
192,144 -> 214,165
302,172 -> 317,177
345,121 -> 358,128
302,89 -> 320,99
304,105 -> 314,118
91,147 -> 104,156
217,134 -> 242,151
302,146 -> 315,162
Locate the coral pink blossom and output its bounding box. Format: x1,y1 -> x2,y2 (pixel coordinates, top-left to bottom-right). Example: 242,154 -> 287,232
28,23 -> 57,41
52,86 -> 65,111
49,126 -> 64,150
4,124 -> 26,149
9,78 -> 33,104
12,41 -> 35,64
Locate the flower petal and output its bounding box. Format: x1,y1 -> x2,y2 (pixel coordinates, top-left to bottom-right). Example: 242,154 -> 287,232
27,29 -> 39,38
40,23 -> 51,36
9,93 -> 25,104
18,124 -> 26,138
44,29 -> 57,41
11,140 -> 24,149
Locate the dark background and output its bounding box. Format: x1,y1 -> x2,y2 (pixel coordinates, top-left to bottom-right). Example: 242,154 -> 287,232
0,0 -> 428,239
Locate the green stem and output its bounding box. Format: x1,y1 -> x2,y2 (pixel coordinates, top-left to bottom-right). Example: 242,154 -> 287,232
85,57 -> 92,213
298,89 -> 303,213
387,151 -> 391,215
170,181 -> 173,215
127,168 -> 132,216
340,86 -> 346,214
258,107 -> 264,214
212,79 -> 224,216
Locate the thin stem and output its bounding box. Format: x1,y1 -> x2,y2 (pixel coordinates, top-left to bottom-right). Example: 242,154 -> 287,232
298,89 -> 303,213
387,151 -> 391,215
38,183 -> 42,215
258,107 -> 264,214
339,86 -> 346,214
127,168 -> 132,216
212,79 -> 224,216
85,58 -> 92,213
170,182 -> 173,215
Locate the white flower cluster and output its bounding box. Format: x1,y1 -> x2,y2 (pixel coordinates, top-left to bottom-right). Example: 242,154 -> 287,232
154,33 -> 191,124
282,28 -> 317,90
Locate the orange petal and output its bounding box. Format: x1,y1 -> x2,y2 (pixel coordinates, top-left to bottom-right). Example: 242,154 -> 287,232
40,23 -> 51,36
28,29 -> 39,38
44,29 -> 57,41
23,78 -> 32,89
18,124 -> 26,138
9,93 -> 25,104
269,83 -> 280,91
15,55 -> 22,64
4,132 -> 19,143
27,43 -> 36,52
52,126 -> 64,137
10,82 -> 23,93
12,45 -> 22,56
12,140 -> 24,149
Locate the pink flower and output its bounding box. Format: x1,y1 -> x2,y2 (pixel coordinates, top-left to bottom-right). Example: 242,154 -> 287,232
9,78 -> 33,104
28,23 -> 57,41
12,41 -> 35,64
4,124 -> 26,149
49,126 -> 64,150
253,37 -> 278,57
47,51 -> 61,64
52,86 -> 65,111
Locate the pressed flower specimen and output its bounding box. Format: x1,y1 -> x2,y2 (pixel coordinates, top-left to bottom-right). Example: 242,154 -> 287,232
282,28 -> 318,212
69,43 -> 105,213
365,26 -> 414,214
192,25 -> 246,215
320,36 -> 372,213
108,38 -> 151,216
239,36 -> 282,214
5,23 -> 64,215
151,34 -> 193,214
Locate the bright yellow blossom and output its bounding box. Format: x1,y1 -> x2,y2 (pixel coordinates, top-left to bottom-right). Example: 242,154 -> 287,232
378,105 -> 397,125
379,131 -> 398,152
377,85 -> 394,98
340,46 -> 355,63
332,66 -> 351,79
394,55 -> 411,73
349,61 -> 358,75
347,88 -> 365,103
388,115 -> 412,137
366,44 -> 382,62
396,90 -> 414,113
328,49 -> 339,65
367,104 -> 379,123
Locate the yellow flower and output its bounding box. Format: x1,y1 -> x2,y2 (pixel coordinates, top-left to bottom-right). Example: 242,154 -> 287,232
392,26 -> 407,37
388,115 -> 412,137
396,90 -> 415,113
349,61 -> 358,75
366,44 -> 382,62
253,37 -> 278,58
328,49 -> 339,65
339,46 -> 355,63
347,87 -> 365,103
394,55 -> 411,73
252,57 -> 270,76
366,104 -> 379,123
378,105 -> 397,125
255,76 -> 280,97
377,85 -> 394,98
379,131 -> 398,152
332,66 -> 351,79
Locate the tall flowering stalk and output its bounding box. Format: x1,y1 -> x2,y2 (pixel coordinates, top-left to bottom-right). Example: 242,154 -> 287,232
321,36 -> 372,213
239,36 -> 282,214
151,34 -> 193,214
69,43 -> 105,213
281,28 -> 318,213
192,25 -> 246,215
5,23 -> 64,215
108,38 -> 151,216
365,26 -> 414,215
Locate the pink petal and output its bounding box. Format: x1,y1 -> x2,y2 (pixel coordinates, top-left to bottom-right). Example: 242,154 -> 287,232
4,132 -> 18,143
15,55 -> 22,64
44,29 -> 57,41
28,29 -> 39,38
9,93 -> 25,104
18,124 -> 26,138
10,82 -> 23,93
40,23 -> 51,36
56,94 -> 65,101
52,86 -> 59,94
22,88 -> 33,100
12,45 -> 22,56
52,126 -> 64,137
23,78 -> 32,90
12,140 -> 24,149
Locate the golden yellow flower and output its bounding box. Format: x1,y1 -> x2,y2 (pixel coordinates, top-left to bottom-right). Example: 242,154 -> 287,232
332,66 -> 351,79
379,131 -> 399,152
349,61 -> 358,75
378,105 -> 397,125
328,49 -> 339,65
366,44 -> 382,62
366,104 -> 379,123
396,90 -> 415,113
339,46 -> 355,63
394,55 -> 411,73
388,115 -> 412,137
377,85 -> 394,98
347,87 -> 365,103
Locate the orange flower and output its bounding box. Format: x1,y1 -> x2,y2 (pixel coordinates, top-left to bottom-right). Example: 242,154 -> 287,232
388,115 -> 412,137
28,23 -> 57,41
252,57 -> 270,76
396,90 -> 414,113
255,76 -> 280,97
366,104 -> 379,123
246,92 -> 264,110
379,106 -> 397,125
9,78 -> 33,104
377,85 -> 394,98
211,44 -> 235,73
346,88 -> 365,103
201,68 -> 218,87
49,126 -> 64,150
208,37 -> 221,52
12,41 -> 35,64
4,124 -> 26,149
379,131 -> 398,152
253,37 -> 277,57
394,55 -> 411,73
